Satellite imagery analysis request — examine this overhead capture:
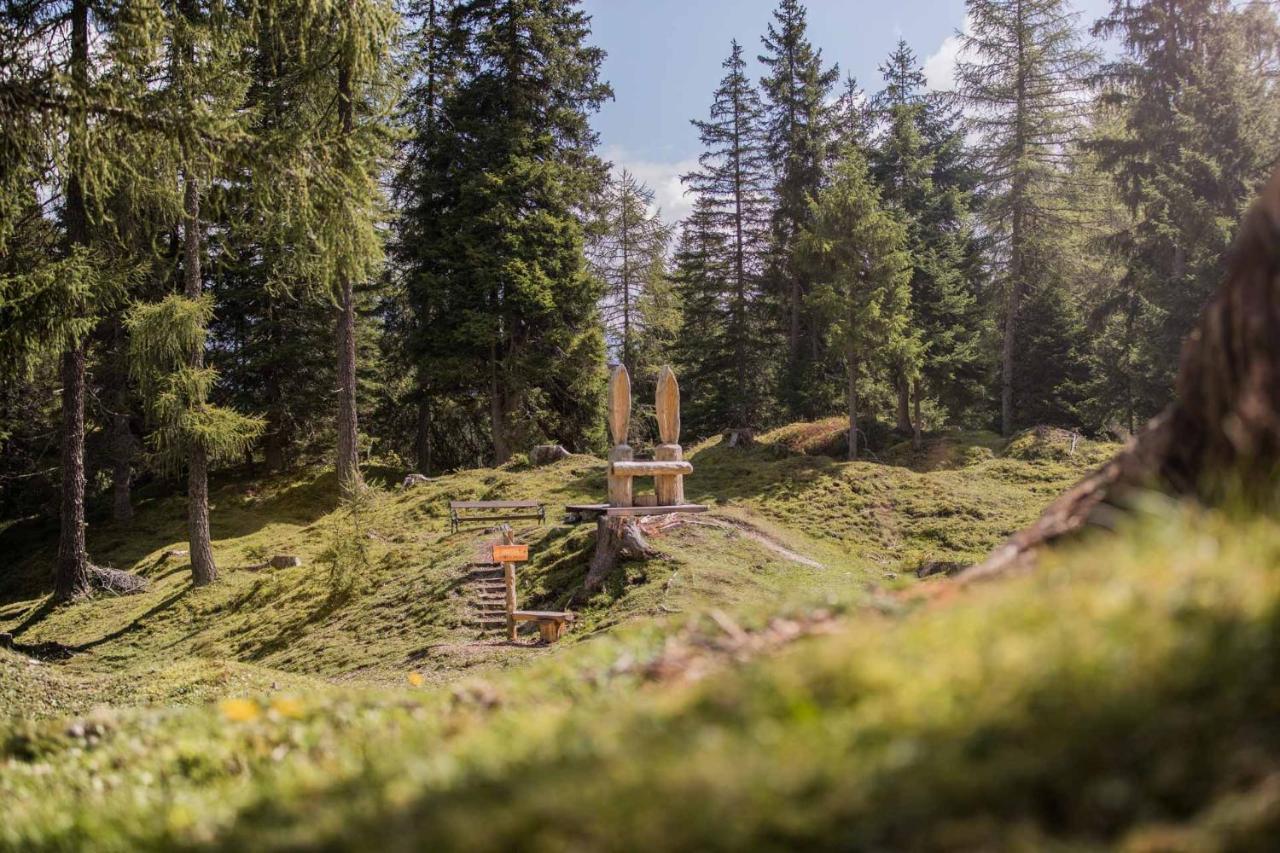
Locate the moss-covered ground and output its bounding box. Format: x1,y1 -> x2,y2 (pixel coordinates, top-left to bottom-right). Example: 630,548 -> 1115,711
14,427 -> 1269,849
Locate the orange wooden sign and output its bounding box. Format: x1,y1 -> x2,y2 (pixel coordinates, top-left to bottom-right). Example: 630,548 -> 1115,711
491,543 -> 529,563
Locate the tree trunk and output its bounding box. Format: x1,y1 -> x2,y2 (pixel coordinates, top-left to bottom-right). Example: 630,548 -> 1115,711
108,315 -> 134,523
967,168 -> 1280,581
111,411 -> 133,523
182,173 -> 218,587
896,376 -> 911,432
53,0 -> 92,602
1002,5 -> 1029,439
416,394 -> 432,475
587,515 -> 655,592
55,346 -> 91,602
912,380 -> 923,448
263,298 -> 286,473
335,276 -> 362,493
490,383 -> 511,465
847,348 -> 859,462
334,57 -> 363,496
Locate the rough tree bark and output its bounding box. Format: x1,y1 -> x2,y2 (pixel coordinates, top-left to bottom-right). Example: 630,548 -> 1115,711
966,168 -> 1280,581
334,57 -> 363,496
586,516 -> 655,592
182,173 -> 218,587
846,348 -> 859,461
53,0 -> 93,603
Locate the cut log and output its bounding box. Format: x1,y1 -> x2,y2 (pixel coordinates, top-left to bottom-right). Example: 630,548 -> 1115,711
607,444 -> 634,507
586,515 -> 656,591
654,443 -> 685,505
609,460 -> 694,477
965,167 -> 1280,581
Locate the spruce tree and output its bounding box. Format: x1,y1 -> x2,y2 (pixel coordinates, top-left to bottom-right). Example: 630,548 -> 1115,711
870,41 -> 983,441
758,0 -> 838,417
681,40 -> 773,430
799,148 -> 912,460
1090,0 -> 1280,420
956,0 -> 1096,435
672,197 -> 735,439
403,0 -> 611,464
587,170 -> 672,377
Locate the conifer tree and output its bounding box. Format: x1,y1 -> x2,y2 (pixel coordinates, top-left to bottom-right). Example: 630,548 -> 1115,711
758,0 -> 838,417
394,0 -> 467,473
121,0 -> 266,586
403,0 -> 611,464
1090,0 -> 1280,421
870,41 -> 983,441
587,170 -> 671,377
672,197 -> 735,438
681,40 -> 773,430
0,0 -> 163,599
956,0 -> 1096,435
799,148 -> 912,460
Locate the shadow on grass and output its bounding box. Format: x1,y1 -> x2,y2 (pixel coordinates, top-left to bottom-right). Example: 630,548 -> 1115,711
0,467 -> 347,612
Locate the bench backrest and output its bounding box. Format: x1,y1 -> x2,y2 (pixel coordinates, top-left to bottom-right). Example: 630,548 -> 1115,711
450,500 -> 541,510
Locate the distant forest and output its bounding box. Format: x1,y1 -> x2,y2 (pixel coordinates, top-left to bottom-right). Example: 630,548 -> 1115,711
2,1 -> 1279,588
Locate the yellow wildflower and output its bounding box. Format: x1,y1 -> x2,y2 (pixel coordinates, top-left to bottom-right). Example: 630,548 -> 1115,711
219,698 -> 261,722
407,672 -> 425,687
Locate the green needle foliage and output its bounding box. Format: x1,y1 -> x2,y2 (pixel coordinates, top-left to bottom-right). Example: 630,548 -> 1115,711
800,147 -> 913,461
126,294 -> 263,477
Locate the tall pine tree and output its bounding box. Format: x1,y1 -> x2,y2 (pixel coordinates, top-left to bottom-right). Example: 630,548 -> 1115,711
799,148 -> 913,460
956,0 -> 1096,435
758,0 -> 838,418
1090,0 -> 1280,422
402,0 -> 612,464
680,40 -> 773,430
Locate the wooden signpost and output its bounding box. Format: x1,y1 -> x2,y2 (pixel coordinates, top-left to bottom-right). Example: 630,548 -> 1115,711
491,543 -> 529,563
492,527 -> 575,643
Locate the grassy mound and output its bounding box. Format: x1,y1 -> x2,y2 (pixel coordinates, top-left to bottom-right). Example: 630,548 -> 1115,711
1,423 -> 1163,849
3,506 -> 1279,849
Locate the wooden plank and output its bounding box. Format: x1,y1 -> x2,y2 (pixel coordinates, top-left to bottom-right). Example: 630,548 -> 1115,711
450,500 -> 541,509
609,460 -> 694,476
512,610 -> 576,622
656,366 -> 680,444
607,365 -> 631,446
604,504 -> 707,517
491,543 -> 529,563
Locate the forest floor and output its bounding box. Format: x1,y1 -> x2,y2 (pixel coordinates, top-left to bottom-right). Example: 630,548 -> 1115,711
4,425 -> 1279,849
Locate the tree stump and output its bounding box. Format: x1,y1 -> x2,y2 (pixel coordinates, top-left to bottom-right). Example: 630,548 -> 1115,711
586,516 -> 655,591
966,167 -> 1280,581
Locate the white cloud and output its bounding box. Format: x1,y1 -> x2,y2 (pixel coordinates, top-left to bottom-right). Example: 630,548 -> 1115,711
601,145 -> 700,224
924,15 -> 973,92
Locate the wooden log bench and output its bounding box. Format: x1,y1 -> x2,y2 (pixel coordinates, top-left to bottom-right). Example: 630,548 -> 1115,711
512,610 -> 576,643
449,500 -> 545,534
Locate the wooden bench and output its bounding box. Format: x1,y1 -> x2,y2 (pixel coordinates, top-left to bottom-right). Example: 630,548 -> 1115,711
512,610 -> 576,643
449,500 -> 545,533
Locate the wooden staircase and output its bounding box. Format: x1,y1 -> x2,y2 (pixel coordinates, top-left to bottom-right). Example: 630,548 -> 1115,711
466,564 -> 509,633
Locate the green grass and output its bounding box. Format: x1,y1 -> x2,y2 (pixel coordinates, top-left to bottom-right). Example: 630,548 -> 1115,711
10,424 -> 1212,850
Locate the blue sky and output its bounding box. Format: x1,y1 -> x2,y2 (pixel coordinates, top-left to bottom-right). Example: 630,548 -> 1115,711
581,0 -> 1113,220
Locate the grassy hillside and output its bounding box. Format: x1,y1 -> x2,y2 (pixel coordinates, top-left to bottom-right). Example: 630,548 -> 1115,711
15,426 -> 1239,850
